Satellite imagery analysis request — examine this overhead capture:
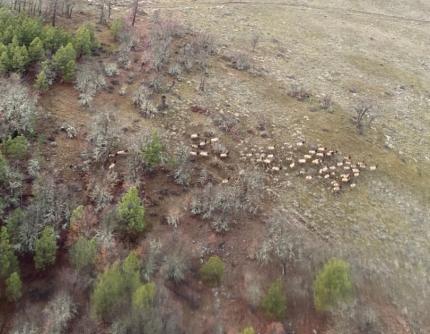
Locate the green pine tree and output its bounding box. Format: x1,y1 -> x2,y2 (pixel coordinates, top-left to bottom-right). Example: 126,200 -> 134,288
0,227 -> 19,279
34,226 -> 57,270
28,37 -> 44,61
6,272 -> 22,302
117,186 -> 146,234
52,42 -> 76,81
313,258 -> 353,312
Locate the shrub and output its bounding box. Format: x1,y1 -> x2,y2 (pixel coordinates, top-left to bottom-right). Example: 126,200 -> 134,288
261,279 -> 287,320
34,226 -> 57,270
52,43 -> 76,81
69,237 -> 97,272
3,135 -> 29,160
200,256 -> 224,285
6,272 -> 22,302
117,186 -> 146,234
132,282 -> 156,311
240,326 -> 256,334
0,227 -> 19,279
313,258 -> 353,312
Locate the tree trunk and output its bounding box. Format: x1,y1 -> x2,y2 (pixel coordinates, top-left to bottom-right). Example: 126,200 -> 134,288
131,0 -> 138,26
52,0 -> 58,26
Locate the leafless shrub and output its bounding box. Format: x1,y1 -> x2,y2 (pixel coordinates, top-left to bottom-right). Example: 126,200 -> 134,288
75,64 -> 106,107
27,159 -> 40,178
162,245 -> 189,284
147,18 -> 184,72
60,123 -> 77,138
353,101 -> 376,135
18,178 -> 70,253
168,63 -> 182,78
88,111 -> 120,164
173,144 -> 192,187
245,280 -> 262,310
190,169 -> 265,232
231,52 -> 251,71
198,168 -> 210,186
320,95 -> 334,111
251,33 -> 260,51
42,292 -> 77,334
104,62 -> 118,77
132,84 -> 158,117
211,142 -> 228,155
0,77 -> 37,138
257,210 -> 318,275
212,113 -> 239,133
142,239 -> 163,282
11,323 -> 39,334
288,84 -> 311,101
90,183 -> 113,212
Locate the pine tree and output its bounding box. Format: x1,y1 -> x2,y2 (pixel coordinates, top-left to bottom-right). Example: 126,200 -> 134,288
117,186 -> 146,234
261,279 -> 287,320
313,258 -> 353,312
52,42 -> 76,81
0,227 -> 19,279
28,37 -> 44,61
69,237 -> 97,272
34,226 -> 57,270
35,68 -> 49,91
73,25 -> 97,57
6,272 -> 22,302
